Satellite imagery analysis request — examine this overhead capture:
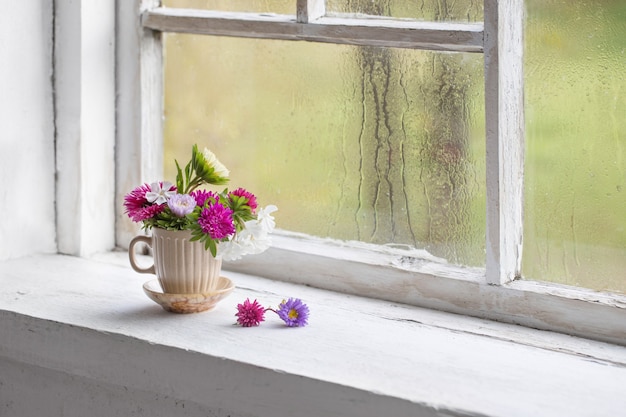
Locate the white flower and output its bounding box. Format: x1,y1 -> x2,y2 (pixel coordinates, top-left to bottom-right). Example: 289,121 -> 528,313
145,181 -> 175,205
219,205 -> 277,261
255,205 -> 278,233
202,148 -> 230,179
219,229 -> 270,261
219,237 -> 249,261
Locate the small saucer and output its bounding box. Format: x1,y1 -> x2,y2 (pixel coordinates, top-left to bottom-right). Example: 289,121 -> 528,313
142,277 -> 235,314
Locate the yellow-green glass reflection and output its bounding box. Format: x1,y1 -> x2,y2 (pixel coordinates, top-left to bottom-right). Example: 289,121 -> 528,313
162,0 -> 293,13
524,0 -> 626,293
162,0 -> 484,21
326,0 -> 483,22
164,34 -> 486,267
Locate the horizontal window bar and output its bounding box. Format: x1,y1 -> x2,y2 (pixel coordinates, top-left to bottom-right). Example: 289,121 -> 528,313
142,8 -> 484,53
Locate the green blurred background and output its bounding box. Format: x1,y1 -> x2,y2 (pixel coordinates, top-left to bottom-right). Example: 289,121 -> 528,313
161,0 -> 626,294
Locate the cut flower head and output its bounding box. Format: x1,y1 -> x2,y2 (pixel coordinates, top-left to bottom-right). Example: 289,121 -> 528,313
235,298 -> 266,327
234,297 -> 310,328
124,145 -> 277,260
276,298 -> 310,327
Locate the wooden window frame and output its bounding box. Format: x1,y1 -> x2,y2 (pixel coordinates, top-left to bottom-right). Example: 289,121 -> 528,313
115,0 -> 626,345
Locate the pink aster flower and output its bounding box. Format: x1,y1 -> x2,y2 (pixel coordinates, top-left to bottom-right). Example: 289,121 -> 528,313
124,183 -> 150,218
124,183 -> 166,222
235,298 -> 266,327
167,193 -> 196,217
230,188 -> 258,213
134,204 -> 166,222
190,189 -> 219,207
198,203 -> 235,239
275,298 -> 309,327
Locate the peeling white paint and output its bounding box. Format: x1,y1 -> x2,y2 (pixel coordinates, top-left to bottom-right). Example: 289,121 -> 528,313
0,2 -> 56,260
55,0 -> 116,256
1,254 -> 626,417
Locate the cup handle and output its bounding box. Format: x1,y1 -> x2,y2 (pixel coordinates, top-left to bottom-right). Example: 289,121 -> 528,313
128,235 -> 156,274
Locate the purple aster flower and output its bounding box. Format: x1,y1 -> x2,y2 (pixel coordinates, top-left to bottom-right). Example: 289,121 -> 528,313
124,183 -> 166,222
167,193 -> 196,217
275,298 -> 309,327
235,298 -> 266,327
197,202 -> 235,239
190,189 -> 218,207
229,188 -> 258,213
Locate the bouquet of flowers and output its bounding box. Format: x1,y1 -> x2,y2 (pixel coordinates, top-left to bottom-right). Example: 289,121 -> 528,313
124,145 -> 277,260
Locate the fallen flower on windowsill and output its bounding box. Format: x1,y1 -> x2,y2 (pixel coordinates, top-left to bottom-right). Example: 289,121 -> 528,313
235,298 -> 266,327
235,298 -> 310,327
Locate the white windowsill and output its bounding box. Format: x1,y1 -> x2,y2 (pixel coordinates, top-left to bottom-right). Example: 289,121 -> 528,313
1,253 -> 626,417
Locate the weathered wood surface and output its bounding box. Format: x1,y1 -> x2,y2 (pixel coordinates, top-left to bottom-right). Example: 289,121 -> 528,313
297,0 -> 325,23
229,232 -> 626,346
142,8 -> 484,52
484,0 -> 525,285
116,0 -> 164,248
2,254 -> 626,417
54,0 -> 116,256
0,2 -> 56,260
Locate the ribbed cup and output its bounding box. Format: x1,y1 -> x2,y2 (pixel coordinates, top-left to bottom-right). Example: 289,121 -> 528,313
152,228 -> 222,294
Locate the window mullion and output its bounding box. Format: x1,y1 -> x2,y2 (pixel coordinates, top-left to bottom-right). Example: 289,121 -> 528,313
297,0 -> 325,23
142,7 -> 484,53
484,0 -> 525,285
55,0 -> 116,256
116,0 -> 164,248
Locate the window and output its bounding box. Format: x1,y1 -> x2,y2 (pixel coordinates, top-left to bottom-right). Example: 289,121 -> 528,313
116,0 -> 626,344
163,36 -> 487,268
523,0 -> 626,294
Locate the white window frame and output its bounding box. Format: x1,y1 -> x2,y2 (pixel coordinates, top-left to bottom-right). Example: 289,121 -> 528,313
115,0 -> 626,345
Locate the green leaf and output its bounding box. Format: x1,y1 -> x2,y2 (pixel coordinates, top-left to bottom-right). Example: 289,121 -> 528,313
207,239 -> 217,257
175,160 -> 184,192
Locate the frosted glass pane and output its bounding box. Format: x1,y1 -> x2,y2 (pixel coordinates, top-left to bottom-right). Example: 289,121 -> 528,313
164,35 -> 485,267
326,0 -> 483,22
162,0 -> 292,13
524,0 -> 626,293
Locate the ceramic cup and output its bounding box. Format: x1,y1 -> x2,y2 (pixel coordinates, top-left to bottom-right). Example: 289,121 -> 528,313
128,228 -> 222,294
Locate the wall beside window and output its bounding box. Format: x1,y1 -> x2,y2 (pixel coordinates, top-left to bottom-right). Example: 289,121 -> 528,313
0,2 -> 56,260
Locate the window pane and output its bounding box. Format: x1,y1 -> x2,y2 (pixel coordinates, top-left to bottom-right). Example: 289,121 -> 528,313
326,0 -> 483,22
164,34 -> 485,267
162,0 -> 293,14
524,0 -> 626,293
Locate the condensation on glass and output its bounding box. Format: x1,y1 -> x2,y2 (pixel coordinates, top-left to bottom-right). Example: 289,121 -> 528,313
162,0 -> 484,21
162,0 -> 293,14
326,0 -> 483,22
164,34 -> 486,267
524,0 -> 626,293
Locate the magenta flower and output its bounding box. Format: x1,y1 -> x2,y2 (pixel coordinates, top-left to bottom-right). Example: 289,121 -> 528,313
124,183 -> 166,222
190,189 -> 218,207
230,188 -> 258,213
235,298 -> 266,327
136,204 -> 166,222
276,298 -> 309,327
167,194 -> 196,217
198,203 -> 235,239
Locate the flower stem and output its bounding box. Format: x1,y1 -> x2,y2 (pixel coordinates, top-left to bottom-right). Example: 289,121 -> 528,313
184,176 -> 203,194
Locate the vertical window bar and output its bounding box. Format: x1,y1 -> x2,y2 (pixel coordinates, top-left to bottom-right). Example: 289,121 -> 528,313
116,0 -> 164,247
297,0 -> 325,23
484,0 -> 524,285
55,0 -> 116,255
